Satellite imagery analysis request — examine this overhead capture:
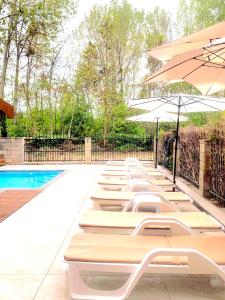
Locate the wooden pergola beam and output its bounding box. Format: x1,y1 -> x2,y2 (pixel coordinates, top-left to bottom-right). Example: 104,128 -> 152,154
0,98 -> 14,119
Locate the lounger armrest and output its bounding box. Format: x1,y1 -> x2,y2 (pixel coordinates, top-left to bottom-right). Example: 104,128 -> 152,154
209,215 -> 225,231
132,217 -> 195,236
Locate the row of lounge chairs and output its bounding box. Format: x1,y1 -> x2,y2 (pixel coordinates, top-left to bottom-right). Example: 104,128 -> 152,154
64,158 -> 225,299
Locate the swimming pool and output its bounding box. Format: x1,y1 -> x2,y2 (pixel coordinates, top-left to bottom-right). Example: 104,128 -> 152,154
0,170 -> 64,188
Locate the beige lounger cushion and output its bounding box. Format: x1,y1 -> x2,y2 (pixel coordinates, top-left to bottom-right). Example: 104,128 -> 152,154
98,178 -> 172,187
98,178 -> 127,185
79,211 -> 222,230
104,166 -> 157,172
150,180 -> 173,186
102,171 -> 163,177
90,191 -> 191,202
64,233 -> 225,265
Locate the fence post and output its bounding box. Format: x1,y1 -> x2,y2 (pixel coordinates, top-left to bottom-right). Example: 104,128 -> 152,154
85,137 -> 92,164
199,139 -> 211,197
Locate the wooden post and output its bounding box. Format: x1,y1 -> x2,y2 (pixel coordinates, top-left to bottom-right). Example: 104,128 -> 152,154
199,139 -> 211,197
85,137 -> 92,164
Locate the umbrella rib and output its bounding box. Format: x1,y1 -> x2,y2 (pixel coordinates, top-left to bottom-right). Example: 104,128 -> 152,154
174,95 -> 225,111
195,48 -> 225,67
203,46 -> 225,64
174,96 -> 201,108
184,97 -> 222,110
182,54 -> 225,81
183,96 -> 205,107
182,62 -> 205,80
130,96 -> 177,108
144,55 -> 200,83
145,49 -> 225,84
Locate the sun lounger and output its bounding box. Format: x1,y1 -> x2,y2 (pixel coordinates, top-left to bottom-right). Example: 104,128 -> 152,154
98,178 -> 173,191
91,190 -> 192,202
64,233 -> 225,299
90,190 -> 192,211
104,165 -> 157,172
79,210 -> 224,235
106,158 -> 141,167
96,178 -> 165,192
102,170 -> 163,178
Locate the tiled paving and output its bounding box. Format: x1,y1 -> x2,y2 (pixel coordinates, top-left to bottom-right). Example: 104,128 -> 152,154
0,164 -> 225,300
0,189 -> 41,222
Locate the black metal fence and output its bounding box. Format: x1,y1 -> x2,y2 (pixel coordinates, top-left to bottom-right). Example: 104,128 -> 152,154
24,137 -> 85,162
91,136 -> 154,161
24,135 -> 154,162
210,138 -> 225,205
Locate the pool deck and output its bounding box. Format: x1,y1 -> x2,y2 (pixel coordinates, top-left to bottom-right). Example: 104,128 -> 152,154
0,164 -> 225,299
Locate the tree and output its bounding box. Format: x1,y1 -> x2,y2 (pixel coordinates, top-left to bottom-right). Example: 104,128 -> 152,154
141,7 -> 171,98
76,0 -> 145,142
177,0 -> 225,34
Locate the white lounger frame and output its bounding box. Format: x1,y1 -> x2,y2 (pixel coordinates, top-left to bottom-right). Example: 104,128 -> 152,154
100,179 -> 169,192
91,196 -> 177,212
122,192 -> 178,212
65,248 -> 225,300
81,216 -> 195,236
81,215 -> 224,235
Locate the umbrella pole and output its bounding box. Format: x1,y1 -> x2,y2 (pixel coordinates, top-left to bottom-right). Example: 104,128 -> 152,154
155,118 -> 159,168
173,96 -> 181,191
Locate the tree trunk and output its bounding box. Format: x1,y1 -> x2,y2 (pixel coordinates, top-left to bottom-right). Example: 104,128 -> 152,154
0,11 -> 15,99
13,52 -> 20,119
0,32 -> 11,98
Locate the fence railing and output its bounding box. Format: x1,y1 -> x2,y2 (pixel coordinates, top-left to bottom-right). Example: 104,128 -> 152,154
210,138 -> 225,205
24,136 -> 154,162
24,137 -> 85,162
91,136 -> 154,161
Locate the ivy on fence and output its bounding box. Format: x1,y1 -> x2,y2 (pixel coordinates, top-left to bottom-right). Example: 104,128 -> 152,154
209,130 -> 225,206
179,130 -> 206,187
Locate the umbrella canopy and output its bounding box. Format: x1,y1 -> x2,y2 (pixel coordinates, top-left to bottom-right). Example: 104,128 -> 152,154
129,94 -> 225,190
127,111 -> 188,122
127,111 -> 188,169
148,21 -> 225,61
145,42 -> 225,95
129,94 -> 225,113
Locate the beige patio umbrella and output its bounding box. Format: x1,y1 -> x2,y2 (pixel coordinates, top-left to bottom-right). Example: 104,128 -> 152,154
144,40 -> 225,95
148,21 -> 225,62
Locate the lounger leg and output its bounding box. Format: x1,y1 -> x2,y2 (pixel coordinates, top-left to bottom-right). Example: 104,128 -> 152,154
66,263 -> 138,299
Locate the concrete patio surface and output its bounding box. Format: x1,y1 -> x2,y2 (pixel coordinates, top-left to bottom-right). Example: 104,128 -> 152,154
0,164 -> 225,299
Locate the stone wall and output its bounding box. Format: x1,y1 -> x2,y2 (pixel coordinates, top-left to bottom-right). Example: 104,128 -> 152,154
0,138 -> 24,164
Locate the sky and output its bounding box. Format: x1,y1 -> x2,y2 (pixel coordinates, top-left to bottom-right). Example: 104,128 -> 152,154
73,0 -> 180,26
62,0 -> 180,79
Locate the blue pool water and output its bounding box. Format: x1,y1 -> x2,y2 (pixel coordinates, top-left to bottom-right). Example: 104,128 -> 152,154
0,170 -> 64,188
